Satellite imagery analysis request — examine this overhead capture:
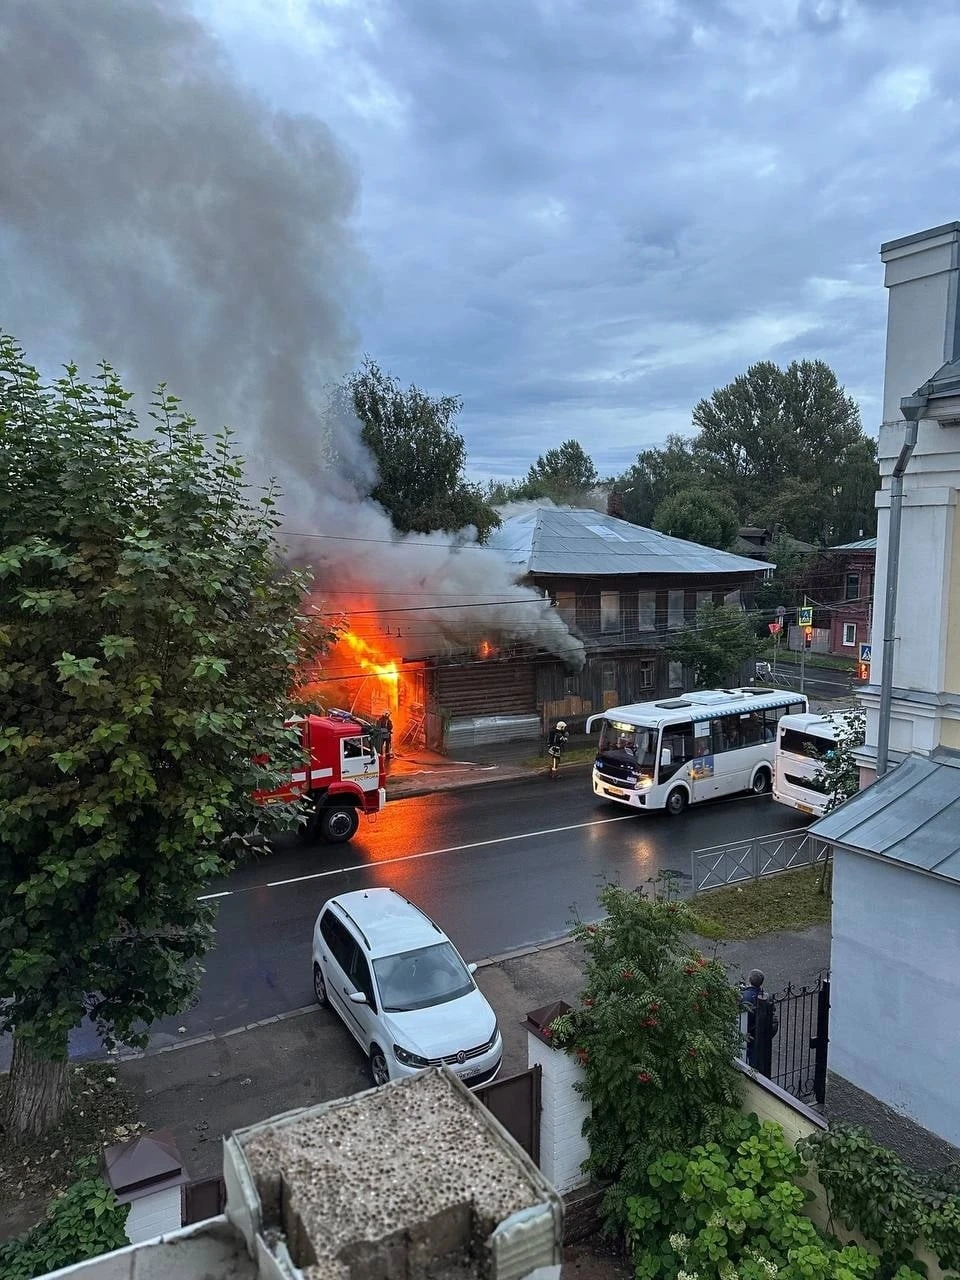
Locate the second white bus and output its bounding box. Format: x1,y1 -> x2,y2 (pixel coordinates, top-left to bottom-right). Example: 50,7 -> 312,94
772,710 -> 858,818
586,687 -> 808,816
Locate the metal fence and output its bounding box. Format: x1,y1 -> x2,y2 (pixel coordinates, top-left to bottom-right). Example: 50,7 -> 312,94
475,1065 -> 542,1165
742,974 -> 830,1105
692,826 -> 830,893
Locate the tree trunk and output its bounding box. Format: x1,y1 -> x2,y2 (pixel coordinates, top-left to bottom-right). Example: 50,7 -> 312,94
5,1031 -> 71,1143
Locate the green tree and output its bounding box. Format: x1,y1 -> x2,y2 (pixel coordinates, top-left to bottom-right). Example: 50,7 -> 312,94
815,706 -> 866,811
0,1166 -> 129,1278
615,434 -> 703,527
0,334 -> 333,1141
666,603 -> 757,688
691,360 -> 876,543
348,358 -> 500,540
522,438 -> 598,503
753,534 -> 818,615
652,486 -> 739,549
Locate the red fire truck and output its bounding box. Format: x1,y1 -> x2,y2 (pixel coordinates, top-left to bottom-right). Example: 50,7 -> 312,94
254,710 -> 386,843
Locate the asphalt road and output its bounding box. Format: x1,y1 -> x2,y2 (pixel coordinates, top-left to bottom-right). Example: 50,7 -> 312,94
764,660 -> 853,698
6,774 -> 808,1067
145,776 -> 806,1053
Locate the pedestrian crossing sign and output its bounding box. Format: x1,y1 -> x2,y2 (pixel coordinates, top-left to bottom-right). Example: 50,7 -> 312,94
798,606 -> 813,627
859,643 -> 872,663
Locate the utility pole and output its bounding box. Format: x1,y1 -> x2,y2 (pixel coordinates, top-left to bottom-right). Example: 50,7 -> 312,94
799,598 -> 807,694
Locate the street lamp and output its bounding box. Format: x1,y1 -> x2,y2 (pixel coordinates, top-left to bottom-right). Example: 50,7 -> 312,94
875,393 -> 924,776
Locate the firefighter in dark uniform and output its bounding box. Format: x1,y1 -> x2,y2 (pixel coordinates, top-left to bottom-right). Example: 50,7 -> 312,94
547,720 -> 569,778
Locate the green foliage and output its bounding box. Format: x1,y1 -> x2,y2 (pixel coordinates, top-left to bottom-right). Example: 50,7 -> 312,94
814,707 -> 866,813
550,878 -> 744,1222
0,333 -> 333,1078
653,487 -> 740,550
348,357 -> 500,540
486,438 -> 600,507
666,603 -> 757,688
0,1166 -> 129,1278
754,535 -> 819,615
616,435 -> 702,527
625,1113 -> 881,1280
802,1125 -> 960,1275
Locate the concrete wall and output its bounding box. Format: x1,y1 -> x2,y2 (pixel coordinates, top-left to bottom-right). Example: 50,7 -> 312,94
831,849 -> 960,1147
526,1033 -> 590,1195
124,1186 -> 183,1246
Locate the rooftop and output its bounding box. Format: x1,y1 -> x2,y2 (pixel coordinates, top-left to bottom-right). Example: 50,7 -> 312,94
831,537 -> 877,552
330,887 -> 443,958
487,507 -> 773,578
811,751 -> 960,883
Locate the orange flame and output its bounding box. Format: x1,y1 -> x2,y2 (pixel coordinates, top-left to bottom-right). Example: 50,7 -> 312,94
340,629 -> 401,686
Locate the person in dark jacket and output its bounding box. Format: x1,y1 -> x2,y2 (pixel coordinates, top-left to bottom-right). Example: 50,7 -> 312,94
547,720 -> 569,777
741,969 -> 765,1067
377,711 -> 393,760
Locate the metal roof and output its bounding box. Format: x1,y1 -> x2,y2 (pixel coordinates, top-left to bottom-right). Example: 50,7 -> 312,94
487,508 -> 773,577
831,537 -> 877,552
811,752 -> 960,883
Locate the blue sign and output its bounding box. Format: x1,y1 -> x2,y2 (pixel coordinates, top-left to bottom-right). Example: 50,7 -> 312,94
859,643 -> 872,663
798,606 -> 813,627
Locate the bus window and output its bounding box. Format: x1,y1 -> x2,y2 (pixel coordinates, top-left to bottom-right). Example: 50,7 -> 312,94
658,722 -> 695,781
779,728 -> 833,760
739,712 -> 764,747
763,707 -> 785,741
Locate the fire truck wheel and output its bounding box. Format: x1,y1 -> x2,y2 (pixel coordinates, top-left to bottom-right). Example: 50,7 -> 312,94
320,804 -> 360,843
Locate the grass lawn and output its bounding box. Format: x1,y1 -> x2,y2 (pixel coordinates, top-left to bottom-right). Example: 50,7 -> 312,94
687,864 -> 832,940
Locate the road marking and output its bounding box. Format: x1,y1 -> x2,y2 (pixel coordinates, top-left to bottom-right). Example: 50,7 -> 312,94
198,813 -> 638,901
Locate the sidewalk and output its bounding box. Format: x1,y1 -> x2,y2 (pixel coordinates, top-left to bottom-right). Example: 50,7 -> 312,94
385,734 -> 594,800
115,924 -> 830,1185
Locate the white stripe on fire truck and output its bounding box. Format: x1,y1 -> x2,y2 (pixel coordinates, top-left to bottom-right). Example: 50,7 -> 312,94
291,771 -> 307,782
310,767 -> 333,780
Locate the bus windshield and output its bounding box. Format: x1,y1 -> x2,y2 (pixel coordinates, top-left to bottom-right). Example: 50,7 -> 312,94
778,727 -> 835,762
597,721 -> 658,775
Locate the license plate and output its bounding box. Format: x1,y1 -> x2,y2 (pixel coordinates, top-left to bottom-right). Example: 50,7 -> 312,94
604,787 -> 628,799
459,1065 -> 481,1080
796,803 -> 814,815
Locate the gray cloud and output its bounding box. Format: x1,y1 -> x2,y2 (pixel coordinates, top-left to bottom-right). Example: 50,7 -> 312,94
200,0 -> 958,479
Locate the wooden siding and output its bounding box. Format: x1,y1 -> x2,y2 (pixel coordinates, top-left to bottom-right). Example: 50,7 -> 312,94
435,658 -> 537,717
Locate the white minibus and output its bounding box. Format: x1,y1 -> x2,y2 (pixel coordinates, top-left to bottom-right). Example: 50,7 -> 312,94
772,710 -> 858,818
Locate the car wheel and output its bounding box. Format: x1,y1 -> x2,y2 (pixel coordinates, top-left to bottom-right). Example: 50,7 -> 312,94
751,767 -> 771,796
320,805 -> 359,844
369,1044 -> 390,1086
665,788 -> 687,817
312,962 -> 327,1006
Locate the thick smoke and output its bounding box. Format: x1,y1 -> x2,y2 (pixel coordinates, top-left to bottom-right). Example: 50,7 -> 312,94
0,0 -> 583,669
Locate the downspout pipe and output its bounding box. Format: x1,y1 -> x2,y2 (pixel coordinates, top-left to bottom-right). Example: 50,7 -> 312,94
875,395 -> 924,776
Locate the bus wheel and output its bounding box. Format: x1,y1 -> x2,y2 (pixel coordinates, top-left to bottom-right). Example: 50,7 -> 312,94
665,788 -> 687,817
751,767 -> 771,796
320,805 -> 359,843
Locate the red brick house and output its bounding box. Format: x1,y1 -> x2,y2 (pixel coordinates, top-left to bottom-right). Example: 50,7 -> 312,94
826,537 -> 876,657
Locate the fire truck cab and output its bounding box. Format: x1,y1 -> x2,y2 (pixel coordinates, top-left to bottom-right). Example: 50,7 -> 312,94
254,711 -> 387,844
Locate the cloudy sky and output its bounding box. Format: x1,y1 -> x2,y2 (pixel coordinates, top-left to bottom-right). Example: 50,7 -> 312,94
3,0 -> 960,489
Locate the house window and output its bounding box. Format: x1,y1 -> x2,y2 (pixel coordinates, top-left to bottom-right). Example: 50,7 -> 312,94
844,573 -> 860,602
724,588 -> 742,609
600,591 -> 620,634
668,661 -> 683,689
639,659 -> 655,690
842,622 -> 857,647
555,591 -> 576,625
637,590 -> 656,632
667,590 -> 685,630
696,590 -> 713,612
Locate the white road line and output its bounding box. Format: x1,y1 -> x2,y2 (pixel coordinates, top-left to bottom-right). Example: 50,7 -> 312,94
197,813 -> 638,902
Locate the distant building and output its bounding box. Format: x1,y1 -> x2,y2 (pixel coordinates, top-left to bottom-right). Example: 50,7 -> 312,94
825,537 -> 876,658
430,507 -> 771,750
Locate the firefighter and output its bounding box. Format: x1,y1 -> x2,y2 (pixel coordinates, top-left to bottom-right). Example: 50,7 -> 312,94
547,720 -> 569,778
377,711 -> 394,761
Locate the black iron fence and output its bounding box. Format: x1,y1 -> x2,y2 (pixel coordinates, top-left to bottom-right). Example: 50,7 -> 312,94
743,974 -> 830,1105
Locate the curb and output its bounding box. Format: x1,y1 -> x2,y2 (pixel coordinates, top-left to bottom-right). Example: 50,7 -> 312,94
387,760 -> 594,802
113,933 -> 582,1062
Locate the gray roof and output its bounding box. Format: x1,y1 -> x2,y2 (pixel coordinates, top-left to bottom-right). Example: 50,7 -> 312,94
918,357 -> 960,401
831,537 -> 877,552
811,752 -> 960,883
487,508 -> 774,577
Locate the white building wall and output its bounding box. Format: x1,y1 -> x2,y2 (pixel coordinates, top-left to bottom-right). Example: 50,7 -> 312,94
831,849 -> 960,1146
123,1185 -> 183,1245
527,1033 -> 590,1194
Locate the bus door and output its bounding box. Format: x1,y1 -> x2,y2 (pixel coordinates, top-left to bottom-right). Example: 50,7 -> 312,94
688,720 -> 719,801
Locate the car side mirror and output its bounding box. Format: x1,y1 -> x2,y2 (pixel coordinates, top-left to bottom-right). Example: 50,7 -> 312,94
348,991 -> 368,1005
660,748 -> 672,767
468,963 -> 478,975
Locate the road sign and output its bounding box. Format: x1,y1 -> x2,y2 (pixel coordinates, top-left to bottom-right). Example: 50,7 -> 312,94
775,605 -> 786,619
859,643 -> 872,663
768,622 -> 782,635
798,606 -> 813,627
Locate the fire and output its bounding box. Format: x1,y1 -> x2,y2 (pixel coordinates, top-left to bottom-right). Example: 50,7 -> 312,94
340,629 -> 401,687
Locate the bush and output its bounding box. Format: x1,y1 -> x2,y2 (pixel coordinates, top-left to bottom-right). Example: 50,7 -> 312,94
550,878 -> 744,1228
625,1112 -> 888,1280
0,1166 -> 129,1279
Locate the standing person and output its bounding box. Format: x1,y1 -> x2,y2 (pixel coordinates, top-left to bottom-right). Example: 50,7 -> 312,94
741,968 -> 777,1067
547,720 -> 568,778
377,711 -> 394,761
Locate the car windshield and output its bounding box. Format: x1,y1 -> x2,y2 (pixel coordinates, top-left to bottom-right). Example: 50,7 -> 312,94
373,943 -> 475,1012
597,721 -> 657,773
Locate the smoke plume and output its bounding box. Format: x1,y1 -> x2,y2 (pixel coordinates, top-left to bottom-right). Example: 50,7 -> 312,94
0,0 -> 583,669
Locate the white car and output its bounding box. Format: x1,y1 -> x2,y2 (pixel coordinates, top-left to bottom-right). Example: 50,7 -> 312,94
311,887 -> 503,1087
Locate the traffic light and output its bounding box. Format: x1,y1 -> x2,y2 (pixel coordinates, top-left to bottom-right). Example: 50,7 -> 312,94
857,661 -> 870,682
803,626 -> 813,650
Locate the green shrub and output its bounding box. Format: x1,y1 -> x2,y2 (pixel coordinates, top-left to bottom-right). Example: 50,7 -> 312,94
0,1167 -> 129,1279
